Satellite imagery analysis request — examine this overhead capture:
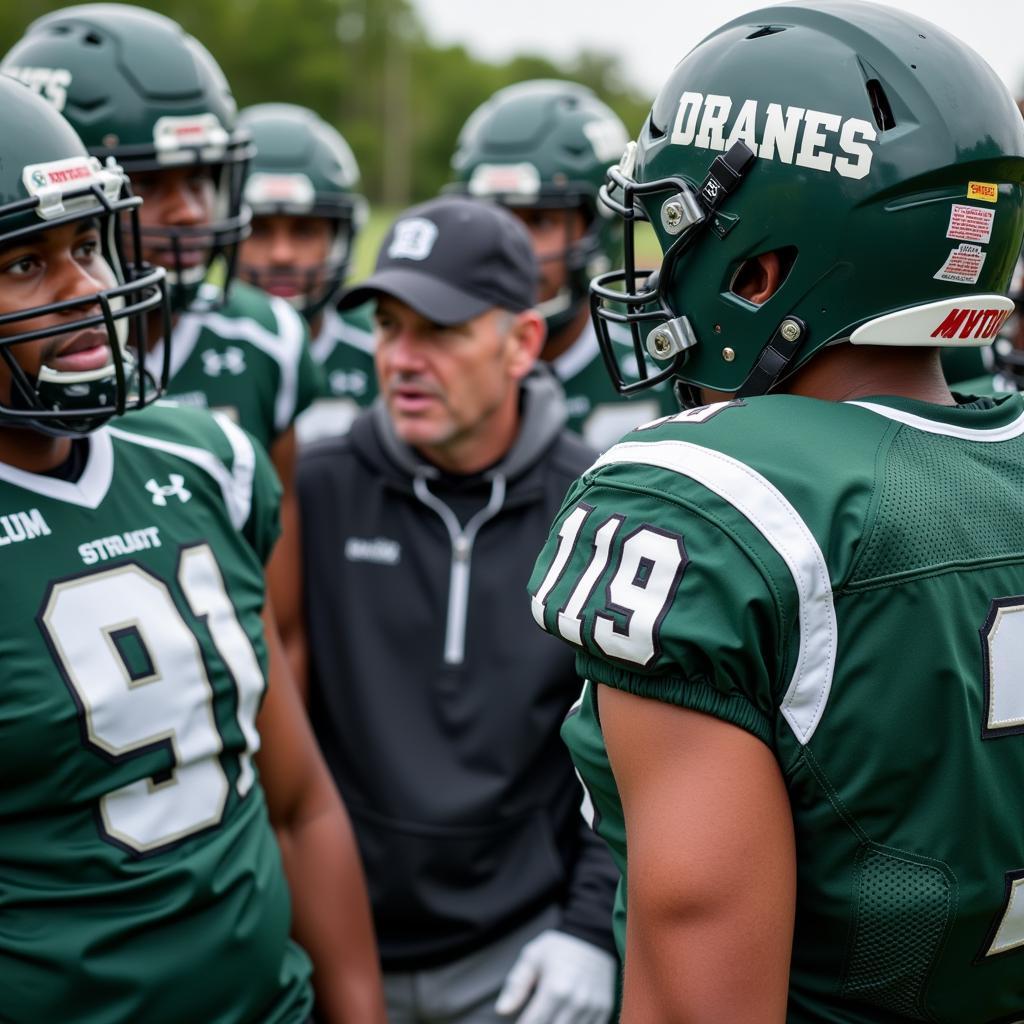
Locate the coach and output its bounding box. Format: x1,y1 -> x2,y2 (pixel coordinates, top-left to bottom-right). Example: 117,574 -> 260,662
295,196 -> 618,1024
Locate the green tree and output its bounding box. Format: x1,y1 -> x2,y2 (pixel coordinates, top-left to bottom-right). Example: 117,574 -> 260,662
0,0 -> 652,207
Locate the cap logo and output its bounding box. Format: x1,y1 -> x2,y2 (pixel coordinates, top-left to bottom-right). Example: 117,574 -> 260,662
388,217 -> 438,261
468,163 -> 541,201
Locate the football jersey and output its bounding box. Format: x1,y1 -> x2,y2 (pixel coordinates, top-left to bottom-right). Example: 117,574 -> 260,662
157,280 -> 321,452
548,319 -> 679,451
956,371 -> 1019,398
295,302 -> 377,445
0,403 -> 312,1024
530,393 -> 1024,1022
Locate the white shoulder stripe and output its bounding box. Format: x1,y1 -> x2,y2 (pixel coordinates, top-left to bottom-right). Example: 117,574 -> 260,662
268,297 -> 304,432
191,296 -> 305,433
108,422 -> 253,530
847,401 -> 1024,441
211,413 -> 255,528
593,439 -> 837,745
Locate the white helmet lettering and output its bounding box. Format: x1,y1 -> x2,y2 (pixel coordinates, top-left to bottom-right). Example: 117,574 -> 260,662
5,66 -> 72,112
670,92 -> 877,179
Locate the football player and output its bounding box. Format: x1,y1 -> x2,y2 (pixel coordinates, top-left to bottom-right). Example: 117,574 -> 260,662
0,76 -> 383,1023
955,256 -> 1024,395
529,3 -> 1024,1020
449,80 -> 679,450
3,4 -> 321,673
238,103 -> 376,444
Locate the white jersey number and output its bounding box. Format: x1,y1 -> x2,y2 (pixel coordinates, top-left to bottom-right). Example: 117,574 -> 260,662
40,544 -> 264,854
980,597 -> 1024,958
531,503 -> 686,667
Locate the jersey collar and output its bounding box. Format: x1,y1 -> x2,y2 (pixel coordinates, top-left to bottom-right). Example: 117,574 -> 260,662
847,392 -> 1024,440
0,428 -> 113,507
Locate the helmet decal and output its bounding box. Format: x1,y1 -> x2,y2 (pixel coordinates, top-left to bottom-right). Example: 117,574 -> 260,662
669,93 -> 877,180
22,156 -> 121,219
4,65 -> 72,111
244,172 -> 317,212
467,163 -> 541,202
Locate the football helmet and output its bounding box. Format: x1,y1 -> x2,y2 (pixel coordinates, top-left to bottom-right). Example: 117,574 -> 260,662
239,103 -> 366,320
591,2 -> 1024,403
2,4 -> 253,313
449,80 -> 628,336
0,76 -> 168,435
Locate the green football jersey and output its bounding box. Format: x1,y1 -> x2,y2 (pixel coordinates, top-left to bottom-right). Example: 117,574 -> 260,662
956,371 -> 1019,398
296,302 -> 377,445
0,403 -> 312,1024
549,320 -> 679,451
530,393 -> 1024,1022
159,280 -> 321,451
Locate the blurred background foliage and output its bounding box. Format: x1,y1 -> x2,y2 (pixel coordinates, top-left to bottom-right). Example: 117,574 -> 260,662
0,0 -> 652,209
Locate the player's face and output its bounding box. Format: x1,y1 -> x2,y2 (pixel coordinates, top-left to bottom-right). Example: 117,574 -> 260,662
0,220 -> 116,403
129,165 -> 216,271
509,206 -> 586,304
239,214 -> 334,300
374,295 -> 523,467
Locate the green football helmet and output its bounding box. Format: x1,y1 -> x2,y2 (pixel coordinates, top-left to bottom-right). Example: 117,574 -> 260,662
591,2 -> 1024,404
0,76 -> 169,436
449,80 -> 628,335
2,4 -> 253,313
239,103 -> 366,320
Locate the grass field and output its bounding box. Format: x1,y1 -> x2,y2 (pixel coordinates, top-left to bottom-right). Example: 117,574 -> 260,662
351,205 -> 664,284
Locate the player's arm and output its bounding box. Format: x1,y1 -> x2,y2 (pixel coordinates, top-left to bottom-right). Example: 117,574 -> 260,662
256,601 -> 386,1024
266,426 -> 308,698
599,684 -> 795,1023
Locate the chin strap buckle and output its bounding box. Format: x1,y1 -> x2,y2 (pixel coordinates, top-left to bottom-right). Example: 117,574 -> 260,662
736,316 -> 808,398
699,141 -> 757,211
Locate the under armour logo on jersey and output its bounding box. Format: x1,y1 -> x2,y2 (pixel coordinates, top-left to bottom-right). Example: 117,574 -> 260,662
201,346 -> 246,377
146,475 -> 192,506
387,218 -> 438,261
329,368 -> 368,396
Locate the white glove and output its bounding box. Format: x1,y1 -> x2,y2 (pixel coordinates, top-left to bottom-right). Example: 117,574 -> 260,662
494,928 -> 617,1024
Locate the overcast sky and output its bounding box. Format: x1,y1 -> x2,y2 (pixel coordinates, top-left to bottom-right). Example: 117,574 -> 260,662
411,0 -> 1024,99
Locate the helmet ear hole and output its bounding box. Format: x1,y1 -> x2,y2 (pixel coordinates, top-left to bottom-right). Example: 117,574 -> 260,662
730,247 -> 797,305
866,79 -> 897,132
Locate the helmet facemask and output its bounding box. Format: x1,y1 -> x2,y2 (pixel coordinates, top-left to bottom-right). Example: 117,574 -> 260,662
239,185 -> 366,321
118,122 -> 253,314
0,162 -> 170,436
592,140 -> 768,403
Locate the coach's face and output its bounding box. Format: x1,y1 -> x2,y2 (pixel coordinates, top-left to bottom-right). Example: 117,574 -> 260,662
373,294 -> 541,473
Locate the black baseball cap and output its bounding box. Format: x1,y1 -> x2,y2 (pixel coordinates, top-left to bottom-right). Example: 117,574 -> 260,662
338,195 -> 538,325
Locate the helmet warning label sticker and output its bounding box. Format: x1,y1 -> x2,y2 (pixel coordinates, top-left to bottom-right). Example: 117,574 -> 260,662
934,243 -> 986,285
967,181 -> 999,203
947,204 -> 995,244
